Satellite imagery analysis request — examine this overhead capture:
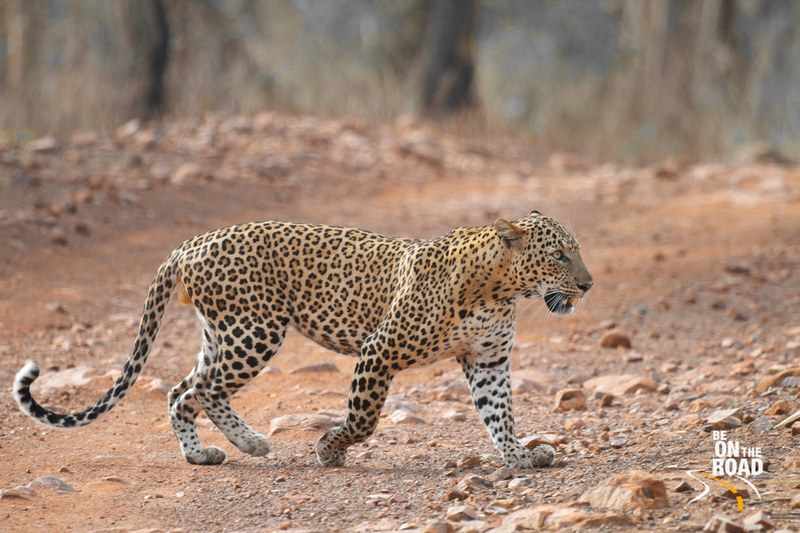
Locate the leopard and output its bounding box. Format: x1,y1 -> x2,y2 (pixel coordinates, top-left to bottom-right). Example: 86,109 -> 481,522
14,210 -> 593,469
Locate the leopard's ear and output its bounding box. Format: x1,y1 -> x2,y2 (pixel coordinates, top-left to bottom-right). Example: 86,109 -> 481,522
494,219 -> 526,249
528,210 -> 542,217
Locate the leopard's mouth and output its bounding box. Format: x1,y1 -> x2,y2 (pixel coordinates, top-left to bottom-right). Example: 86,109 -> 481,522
544,292 -> 576,315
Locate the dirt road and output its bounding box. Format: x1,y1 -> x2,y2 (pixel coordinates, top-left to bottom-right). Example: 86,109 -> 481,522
1,115 -> 799,532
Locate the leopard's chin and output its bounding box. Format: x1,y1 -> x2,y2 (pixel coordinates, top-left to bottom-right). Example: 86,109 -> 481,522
544,292 -> 575,315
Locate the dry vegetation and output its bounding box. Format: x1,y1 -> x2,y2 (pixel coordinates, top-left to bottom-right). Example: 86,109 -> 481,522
3,1 -> 800,162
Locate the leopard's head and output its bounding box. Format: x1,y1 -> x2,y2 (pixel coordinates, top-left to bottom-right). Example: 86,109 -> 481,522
495,210 -> 593,315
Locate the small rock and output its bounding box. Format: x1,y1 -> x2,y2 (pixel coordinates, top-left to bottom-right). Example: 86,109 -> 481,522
142,378 -> 169,395
388,409 -> 428,425
444,488 -> 468,501
625,351 -> 644,363
488,467 -> 515,482
419,520 -> 454,533
553,388 -> 587,412
579,470 -> 669,510
522,433 -> 567,450
511,377 -> 545,393
704,514 -> 744,533
575,512 -> 636,529
28,136 -> 60,153
457,455 -> 481,469
673,480 -> 693,493
599,329 -> 631,348
495,504 -> 597,531
718,485 -> 749,501
456,474 -> 493,493
442,410 -> 466,422
455,519 -> 491,533
446,504 -> 478,522
731,360 -> 755,375
742,510 -> 774,529
707,408 -> 743,430
170,162 -> 203,186
290,362 -> 339,374
564,417 -> 584,432
597,393 -> 615,407
764,400 -> 790,416
101,476 -> 129,484
387,493 -> 408,504
508,477 -> 535,489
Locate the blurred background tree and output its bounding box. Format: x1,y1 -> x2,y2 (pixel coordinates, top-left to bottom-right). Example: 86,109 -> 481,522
1,0 -> 799,163
127,0 -> 170,121
419,0 -> 476,117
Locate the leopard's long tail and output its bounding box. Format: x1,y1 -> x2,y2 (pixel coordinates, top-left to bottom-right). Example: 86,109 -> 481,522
13,251 -> 181,428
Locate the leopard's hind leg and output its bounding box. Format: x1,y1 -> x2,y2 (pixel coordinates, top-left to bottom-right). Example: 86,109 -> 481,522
169,333 -> 227,465
187,315 -> 286,463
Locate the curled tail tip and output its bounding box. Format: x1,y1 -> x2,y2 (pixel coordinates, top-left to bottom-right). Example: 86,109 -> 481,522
15,361 -> 41,388
13,361 -> 41,418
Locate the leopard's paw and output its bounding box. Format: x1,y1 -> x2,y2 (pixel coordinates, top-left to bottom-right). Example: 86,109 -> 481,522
239,434 -> 272,457
315,433 -> 347,467
502,443 -> 555,468
184,445 -> 227,465
502,445 -> 534,469
528,443 -> 556,467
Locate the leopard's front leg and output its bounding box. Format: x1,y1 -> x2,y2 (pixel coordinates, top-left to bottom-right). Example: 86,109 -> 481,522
316,342 -> 394,467
457,352 -> 555,468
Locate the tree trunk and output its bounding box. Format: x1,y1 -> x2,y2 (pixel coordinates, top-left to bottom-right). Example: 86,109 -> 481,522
127,0 -> 170,120
419,0 -> 477,117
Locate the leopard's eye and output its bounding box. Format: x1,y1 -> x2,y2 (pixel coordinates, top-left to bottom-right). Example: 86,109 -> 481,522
552,250 -> 564,261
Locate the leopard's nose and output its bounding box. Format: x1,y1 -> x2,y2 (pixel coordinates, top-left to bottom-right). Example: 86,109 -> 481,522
577,281 -> 593,293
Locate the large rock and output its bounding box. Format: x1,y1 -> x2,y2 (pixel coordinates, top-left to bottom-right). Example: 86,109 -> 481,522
268,413 -> 343,435
35,366 -> 109,390
491,503 -> 633,532
579,470 -> 669,510
583,374 -> 658,396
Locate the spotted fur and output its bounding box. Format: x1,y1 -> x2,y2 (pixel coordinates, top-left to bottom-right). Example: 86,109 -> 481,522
14,211 -> 592,468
